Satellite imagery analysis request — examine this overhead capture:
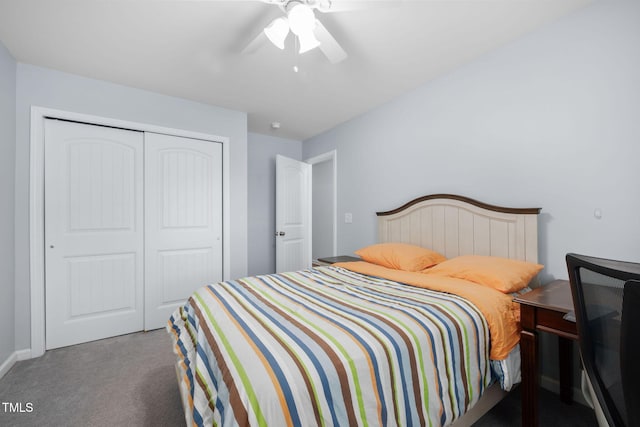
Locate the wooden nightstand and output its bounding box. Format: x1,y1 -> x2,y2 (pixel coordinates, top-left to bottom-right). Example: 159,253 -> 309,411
514,280 -> 578,427
313,255 -> 360,266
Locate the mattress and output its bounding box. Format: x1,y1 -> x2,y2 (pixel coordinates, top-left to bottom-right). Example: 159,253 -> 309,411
168,265 -> 519,427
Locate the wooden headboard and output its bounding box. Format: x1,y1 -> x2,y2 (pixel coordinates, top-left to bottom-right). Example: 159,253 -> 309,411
377,194 -> 541,263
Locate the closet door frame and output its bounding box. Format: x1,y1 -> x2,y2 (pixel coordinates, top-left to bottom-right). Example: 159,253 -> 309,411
29,106 -> 230,358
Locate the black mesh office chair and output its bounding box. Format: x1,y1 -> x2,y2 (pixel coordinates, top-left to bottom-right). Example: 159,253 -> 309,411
620,279 -> 640,427
566,253 -> 640,427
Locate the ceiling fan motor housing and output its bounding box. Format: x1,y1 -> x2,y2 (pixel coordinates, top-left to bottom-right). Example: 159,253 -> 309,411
281,0 -> 332,13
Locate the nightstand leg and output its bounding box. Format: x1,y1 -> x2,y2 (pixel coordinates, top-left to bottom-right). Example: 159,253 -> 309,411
559,337 -> 573,404
521,329 -> 538,427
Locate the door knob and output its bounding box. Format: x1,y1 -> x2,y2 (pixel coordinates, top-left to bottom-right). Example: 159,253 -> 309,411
275,231 -> 285,236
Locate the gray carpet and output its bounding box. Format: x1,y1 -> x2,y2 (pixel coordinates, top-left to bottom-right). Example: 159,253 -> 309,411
0,329 -> 597,426
474,387 -> 597,427
0,329 -> 183,427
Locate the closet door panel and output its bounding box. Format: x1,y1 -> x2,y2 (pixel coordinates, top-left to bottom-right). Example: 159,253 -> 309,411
144,132 -> 223,329
44,119 -> 144,349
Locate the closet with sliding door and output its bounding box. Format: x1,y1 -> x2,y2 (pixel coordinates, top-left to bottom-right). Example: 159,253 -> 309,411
44,119 -> 223,349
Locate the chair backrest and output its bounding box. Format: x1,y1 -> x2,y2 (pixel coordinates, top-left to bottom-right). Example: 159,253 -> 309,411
566,253 -> 640,427
621,279 -> 640,427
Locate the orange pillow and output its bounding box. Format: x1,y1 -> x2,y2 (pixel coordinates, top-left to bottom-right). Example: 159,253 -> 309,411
355,243 -> 446,272
424,255 -> 543,293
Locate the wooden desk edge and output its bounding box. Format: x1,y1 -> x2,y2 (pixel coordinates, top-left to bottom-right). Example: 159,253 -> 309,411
514,280 -> 574,313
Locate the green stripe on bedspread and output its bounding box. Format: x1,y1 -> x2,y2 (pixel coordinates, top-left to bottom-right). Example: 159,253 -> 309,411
168,266 -> 492,427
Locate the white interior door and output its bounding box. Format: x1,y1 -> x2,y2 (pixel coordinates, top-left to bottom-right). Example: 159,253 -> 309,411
144,133 -> 223,330
275,155 -> 312,273
44,119 -> 144,349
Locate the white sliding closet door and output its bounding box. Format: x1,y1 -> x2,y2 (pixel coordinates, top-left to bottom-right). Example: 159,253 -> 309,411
44,120 -> 224,349
144,133 -> 223,330
45,119 -> 144,349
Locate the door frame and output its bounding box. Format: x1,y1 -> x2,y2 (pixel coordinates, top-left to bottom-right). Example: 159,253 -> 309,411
305,150 -> 337,257
29,106 -> 230,357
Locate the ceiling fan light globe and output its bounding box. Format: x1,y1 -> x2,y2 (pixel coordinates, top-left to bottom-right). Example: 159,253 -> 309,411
298,31 -> 321,54
288,3 -> 316,36
264,17 -> 289,50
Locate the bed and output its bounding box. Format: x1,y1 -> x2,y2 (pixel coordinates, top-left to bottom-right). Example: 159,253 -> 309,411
168,194 -> 542,426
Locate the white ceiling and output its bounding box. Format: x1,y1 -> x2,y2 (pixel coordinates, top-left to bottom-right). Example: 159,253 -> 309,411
0,0 -> 591,140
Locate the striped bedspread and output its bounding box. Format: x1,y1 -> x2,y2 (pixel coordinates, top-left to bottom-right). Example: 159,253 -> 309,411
168,266 -> 496,427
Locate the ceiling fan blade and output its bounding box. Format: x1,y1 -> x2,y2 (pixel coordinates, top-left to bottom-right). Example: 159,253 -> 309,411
316,0 -> 402,13
313,19 -> 347,64
241,30 -> 268,55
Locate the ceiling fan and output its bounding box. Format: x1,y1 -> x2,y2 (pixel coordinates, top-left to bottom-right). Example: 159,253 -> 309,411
244,0 -> 374,64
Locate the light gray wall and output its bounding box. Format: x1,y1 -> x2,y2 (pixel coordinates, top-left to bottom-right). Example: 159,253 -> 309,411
247,132 -> 302,276
0,42 -> 16,364
14,64 -> 248,351
312,160 -> 334,260
304,0 -> 640,283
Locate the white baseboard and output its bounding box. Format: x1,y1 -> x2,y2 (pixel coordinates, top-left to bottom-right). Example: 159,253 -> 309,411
540,374 -> 588,407
0,352 -> 17,379
0,349 -> 32,380
16,349 -> 31,361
